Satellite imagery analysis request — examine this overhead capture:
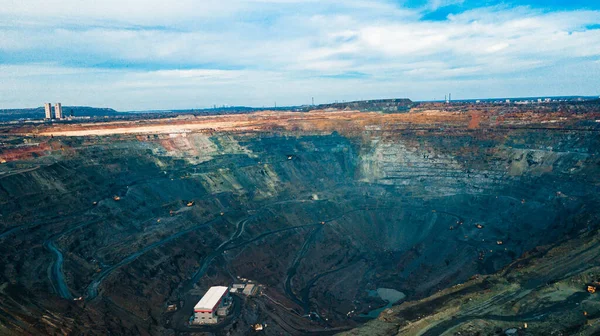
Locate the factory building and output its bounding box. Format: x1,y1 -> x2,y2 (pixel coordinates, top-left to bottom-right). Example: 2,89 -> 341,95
193,286 -> 232,325
54,103 -> 63,119
243,284 -> 257,296
44,103 -> 53,119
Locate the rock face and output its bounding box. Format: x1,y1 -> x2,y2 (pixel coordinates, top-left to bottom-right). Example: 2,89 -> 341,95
339,219 -> 600,336
0,105 -> 599,335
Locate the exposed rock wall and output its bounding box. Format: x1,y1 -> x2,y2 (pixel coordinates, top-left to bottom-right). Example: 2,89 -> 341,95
0,116 -> 599,335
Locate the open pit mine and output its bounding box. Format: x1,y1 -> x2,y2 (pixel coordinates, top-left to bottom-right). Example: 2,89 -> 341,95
1,100 -> 600,336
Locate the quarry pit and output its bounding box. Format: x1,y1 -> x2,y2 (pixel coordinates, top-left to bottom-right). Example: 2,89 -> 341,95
1,102 -> 600,335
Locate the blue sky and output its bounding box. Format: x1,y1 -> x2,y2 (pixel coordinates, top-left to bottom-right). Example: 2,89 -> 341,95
1,0 -> 599,110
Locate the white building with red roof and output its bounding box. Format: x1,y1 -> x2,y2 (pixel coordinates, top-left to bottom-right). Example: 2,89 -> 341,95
193,286 -> 231,324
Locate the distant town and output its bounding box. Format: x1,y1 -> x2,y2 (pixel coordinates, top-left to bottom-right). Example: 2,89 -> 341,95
0,95 -> 598,125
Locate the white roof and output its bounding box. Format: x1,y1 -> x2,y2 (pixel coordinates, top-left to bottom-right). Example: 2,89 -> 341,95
194,286 -> 229,311
243,284 -> 255,294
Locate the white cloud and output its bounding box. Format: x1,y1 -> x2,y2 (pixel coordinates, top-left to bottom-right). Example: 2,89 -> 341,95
0,1 -> 599,109
485,43 -> 510,53
427,0 -> 465,11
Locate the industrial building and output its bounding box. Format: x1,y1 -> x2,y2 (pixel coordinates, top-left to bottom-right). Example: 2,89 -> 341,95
43,102 -> 64,120
44,103 -> 52,119
230,283 -> 245,293
54,103 -> 63,119
193,286 -> 232,325
243,284 -> 257,296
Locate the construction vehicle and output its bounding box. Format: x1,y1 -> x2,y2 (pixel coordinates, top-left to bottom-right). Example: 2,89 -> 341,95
587,284 -> 598,294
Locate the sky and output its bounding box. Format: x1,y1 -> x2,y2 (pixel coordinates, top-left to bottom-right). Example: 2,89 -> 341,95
1,0 -> 600,110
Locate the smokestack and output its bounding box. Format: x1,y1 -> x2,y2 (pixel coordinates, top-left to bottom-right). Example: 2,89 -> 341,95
44,103 -> 53,119
54,103 -> 63,119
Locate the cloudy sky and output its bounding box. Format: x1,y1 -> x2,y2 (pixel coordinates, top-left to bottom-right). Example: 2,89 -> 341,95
1,0 -> 600,110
